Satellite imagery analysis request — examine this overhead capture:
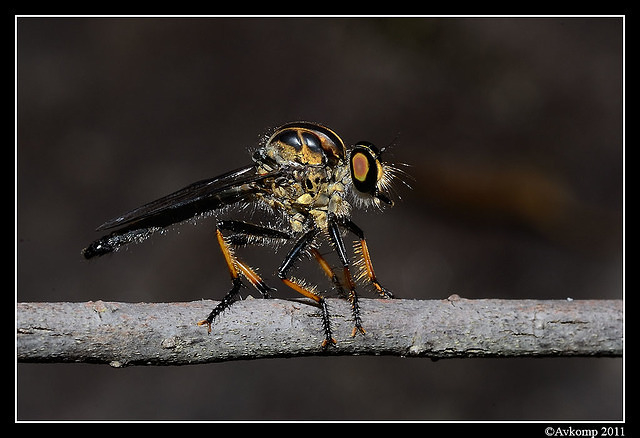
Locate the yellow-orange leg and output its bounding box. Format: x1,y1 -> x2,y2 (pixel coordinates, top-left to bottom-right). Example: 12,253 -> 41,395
197,228 -> 271,332
354,238 -> 393,298
342,219 -> 393,299
309,248 -> 346,298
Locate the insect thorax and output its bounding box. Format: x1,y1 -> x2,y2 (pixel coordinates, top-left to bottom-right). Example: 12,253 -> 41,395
254,160 -> 351,233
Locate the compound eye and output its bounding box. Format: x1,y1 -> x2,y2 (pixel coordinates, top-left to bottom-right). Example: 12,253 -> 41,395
350,142 -> 379,195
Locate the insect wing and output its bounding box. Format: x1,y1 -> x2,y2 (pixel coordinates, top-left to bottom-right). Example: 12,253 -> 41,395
95,164 -> 276,232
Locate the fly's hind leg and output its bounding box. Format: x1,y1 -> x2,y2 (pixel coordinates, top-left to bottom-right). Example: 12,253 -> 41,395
197,226 -> 246,332
217,219 -> 294,298
197,220 -> 290,332
277,229 -> 336,348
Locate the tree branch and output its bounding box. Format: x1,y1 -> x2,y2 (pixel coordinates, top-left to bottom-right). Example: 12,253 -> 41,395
17,297 -> 622,367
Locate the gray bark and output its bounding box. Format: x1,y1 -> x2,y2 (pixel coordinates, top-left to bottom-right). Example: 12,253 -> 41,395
17,297 -> 622,367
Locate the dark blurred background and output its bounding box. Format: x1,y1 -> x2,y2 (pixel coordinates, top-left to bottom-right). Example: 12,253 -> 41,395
16,17 -> 623,421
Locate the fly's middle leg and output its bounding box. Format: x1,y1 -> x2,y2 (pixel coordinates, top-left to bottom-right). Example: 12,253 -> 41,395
327,216 -> 365,337
309,248 -> 347,299
277,229 -> 336,348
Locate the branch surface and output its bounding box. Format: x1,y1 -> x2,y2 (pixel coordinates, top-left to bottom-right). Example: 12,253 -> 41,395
17,297 -> 622,366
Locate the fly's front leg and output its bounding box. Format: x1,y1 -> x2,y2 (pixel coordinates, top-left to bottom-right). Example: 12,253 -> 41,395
277,229 -> 336,348
341,219 -> 394,299
327,216 -> 365,337
197,220 -> 283,332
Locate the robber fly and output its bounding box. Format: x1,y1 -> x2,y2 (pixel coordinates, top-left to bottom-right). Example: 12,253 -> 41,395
83,121 -> 407,347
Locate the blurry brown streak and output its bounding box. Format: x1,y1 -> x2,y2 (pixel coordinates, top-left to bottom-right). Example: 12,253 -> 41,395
414,159 -> 621,252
